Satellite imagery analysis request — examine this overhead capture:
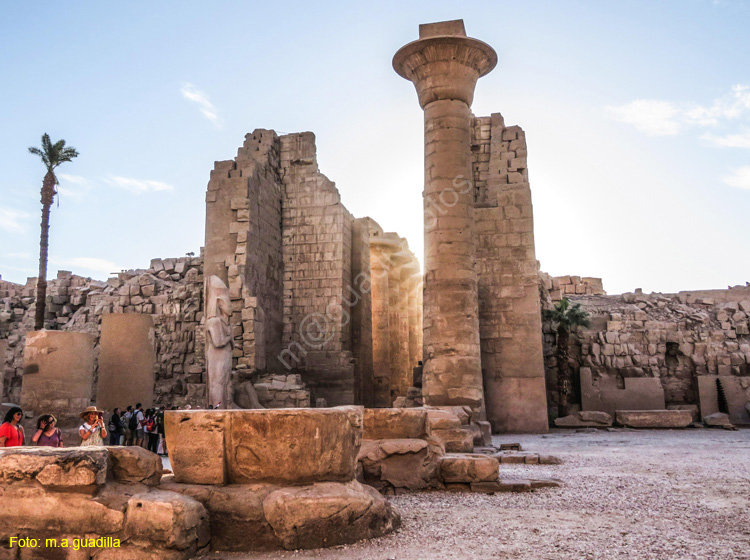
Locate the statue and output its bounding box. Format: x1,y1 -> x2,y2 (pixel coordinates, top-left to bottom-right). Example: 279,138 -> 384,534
205,276 -> 233,409
205,275 -> 265,410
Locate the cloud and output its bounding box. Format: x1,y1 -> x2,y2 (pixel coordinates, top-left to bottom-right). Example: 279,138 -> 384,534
606,100 -> 681,136
50,257 -> 122,276
702,129 -> 750,149
181,83 -> 221,126
0,207 -> 32,233
105,176 -> 174,194
723,166 -> 750,190
57,173 -> 89,185
7,252 -> 32,259
607,84 -> 750,139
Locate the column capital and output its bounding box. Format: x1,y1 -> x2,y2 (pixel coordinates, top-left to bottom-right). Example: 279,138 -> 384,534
393,19 -> 497,109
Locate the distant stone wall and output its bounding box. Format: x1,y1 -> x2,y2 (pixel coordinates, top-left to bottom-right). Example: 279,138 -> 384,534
539,272 -> 605,300
541,281 -> 750,420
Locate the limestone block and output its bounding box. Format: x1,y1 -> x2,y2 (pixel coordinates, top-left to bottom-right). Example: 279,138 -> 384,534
431,427 -> 474,452
262,480 -> 400,550
164,411 -> 228,485
107,446 -> 163,486
439,454 -> 499,483
0,448 -> 108,488
363,408 -> 428,439
227,406 -> 362,484
124,490 -> 209,550
615,410 -> 692,428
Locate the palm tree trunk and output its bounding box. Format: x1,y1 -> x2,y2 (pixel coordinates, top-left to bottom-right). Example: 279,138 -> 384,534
34,172 -> 55,330
557,326 -> 570,418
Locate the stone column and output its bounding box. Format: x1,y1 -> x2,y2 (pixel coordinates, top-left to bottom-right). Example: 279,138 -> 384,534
393,20 -> 497,410
369,235 -> 400,407
404,265 -> 422,374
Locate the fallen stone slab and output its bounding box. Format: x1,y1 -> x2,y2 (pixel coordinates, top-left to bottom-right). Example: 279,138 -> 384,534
615,410 -> 692,428
555,411 -> 613,428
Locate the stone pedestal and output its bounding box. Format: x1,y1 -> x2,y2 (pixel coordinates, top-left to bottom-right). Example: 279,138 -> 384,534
393,20 -> 496,411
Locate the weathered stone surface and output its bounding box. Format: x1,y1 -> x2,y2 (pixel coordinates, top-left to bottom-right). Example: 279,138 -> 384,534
581,368 -> 665,417
425,408 -> 462,430
107,446 -> 163,486
667,404 -> 701,422
703,412 -> 734,427
164,410 -> 227,484
539,454 -> 563,465
124,490 -> 209,550
357,438 -> 442,491
555,411 -> 613,428
93,545 -> 196,560
439,454 -> 499,483
697,376 -> 750,426
0,485 -> 124,538
363,408 -> 428,440
0,448 -> 107,488
616,410 -> 692,428
160,481 -> 278,552
262,480 -> 400,550
227,406 -> 362,484
431,425 -> 474,452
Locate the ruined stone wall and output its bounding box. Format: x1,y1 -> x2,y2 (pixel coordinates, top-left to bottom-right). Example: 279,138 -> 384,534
541,282 -> 750,421
471,113 -> 548,433
1,257 -> 205,412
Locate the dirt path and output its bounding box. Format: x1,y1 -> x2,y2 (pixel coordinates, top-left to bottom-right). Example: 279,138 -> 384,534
196,429 -> 750,560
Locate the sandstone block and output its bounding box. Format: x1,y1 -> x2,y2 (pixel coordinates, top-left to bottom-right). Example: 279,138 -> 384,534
0,448 -> 107,489
425,408 -> 461,430
124,490 -> 209,550
439,454 -> 499,483
227,406 -> 362,484
496,479 -> 532,492
703,412 -> 733,427
164,411 -> 227,485
357,438 -> 442,491
615,410 -> 692,428
107,446 -> 163,486
554,411 -> 613,428
431,427 -> 474,452
363,408 -> 428,439
262,481 -> 400,550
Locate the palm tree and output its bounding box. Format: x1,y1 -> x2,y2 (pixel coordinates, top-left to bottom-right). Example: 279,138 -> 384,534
543,297 -> 591,418
28,134 -> 79,330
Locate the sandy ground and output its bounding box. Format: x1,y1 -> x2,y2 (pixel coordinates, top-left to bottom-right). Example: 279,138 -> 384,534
196,429 -> 750,560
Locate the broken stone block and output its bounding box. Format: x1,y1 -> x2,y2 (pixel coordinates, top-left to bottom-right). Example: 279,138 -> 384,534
262,480 -> 401,550
165,410 -> 227,485
363,408 -> 428,439
703,412 -> 734,428
0,448 -> 108,489
357,438 -> 442,492
439,454 -> 499,483
615,410 -> 692,428
431,427 -> 474,452
425,408 -> 462,430
107,446 -> 163,486
124,490 -> 209,550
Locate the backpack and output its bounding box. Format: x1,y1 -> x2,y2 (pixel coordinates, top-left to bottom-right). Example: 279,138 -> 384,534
145,419 -> 156,433
128,413 -> 138,431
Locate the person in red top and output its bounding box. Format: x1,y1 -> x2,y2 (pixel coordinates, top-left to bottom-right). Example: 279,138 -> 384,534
0,407 -> 25,447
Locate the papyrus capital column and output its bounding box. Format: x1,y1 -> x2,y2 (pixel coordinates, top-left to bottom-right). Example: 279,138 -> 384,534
394,20 -> 496,410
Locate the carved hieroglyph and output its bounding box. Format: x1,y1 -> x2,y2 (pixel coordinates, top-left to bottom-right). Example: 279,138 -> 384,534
206,275 -> 233,409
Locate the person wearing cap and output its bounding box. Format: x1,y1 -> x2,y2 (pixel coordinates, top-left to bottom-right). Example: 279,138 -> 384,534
79,406 -> 108,446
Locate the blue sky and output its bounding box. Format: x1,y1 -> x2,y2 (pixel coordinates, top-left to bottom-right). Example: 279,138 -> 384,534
1,0 -> 748,294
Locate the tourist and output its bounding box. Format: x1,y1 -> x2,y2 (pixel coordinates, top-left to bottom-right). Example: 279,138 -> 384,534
31,414 -> 63,447
144,409 -> 159,453
122,405 -> 134,445
155,406 -> 166,455
108,408 -> 123,446
0,407 -> 25,447
79,406 -> 108,446
134,403 -> 145,448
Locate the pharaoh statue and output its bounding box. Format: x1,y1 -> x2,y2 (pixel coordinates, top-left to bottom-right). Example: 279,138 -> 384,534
205,275 -> 264,410
205,276 -> 233,408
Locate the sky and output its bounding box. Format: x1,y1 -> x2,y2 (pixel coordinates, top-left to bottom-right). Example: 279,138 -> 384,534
0,0 -> 748,295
